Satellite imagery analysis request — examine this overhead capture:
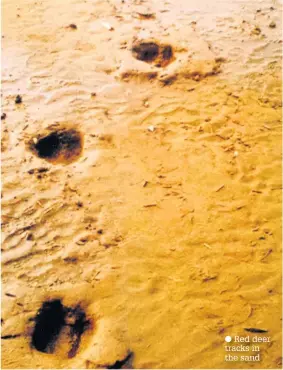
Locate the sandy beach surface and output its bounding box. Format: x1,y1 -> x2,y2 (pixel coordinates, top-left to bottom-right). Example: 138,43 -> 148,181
1,0 -> 282,368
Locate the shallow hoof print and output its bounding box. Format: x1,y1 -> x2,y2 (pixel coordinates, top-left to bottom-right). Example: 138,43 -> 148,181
29,127 -> 83,165
132,40 -> 174,68
30,299 -> 92,358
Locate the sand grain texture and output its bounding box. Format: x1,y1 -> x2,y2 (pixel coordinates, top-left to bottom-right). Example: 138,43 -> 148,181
1,0 -> 282,368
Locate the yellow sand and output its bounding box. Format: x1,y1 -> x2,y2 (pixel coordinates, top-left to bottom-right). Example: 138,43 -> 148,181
1,0 -> 282,368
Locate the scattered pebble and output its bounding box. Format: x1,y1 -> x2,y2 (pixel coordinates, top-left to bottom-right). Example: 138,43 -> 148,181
15,95 -> 22,104
28,167 -> 49,175
252,26 -> 261,35
136,12 -> 156,20
1,113 -> 7,120
147,125 -> 155,132
101,22 -> 114,31
68,23 -> 77,29
193,74 -> 200,81
269,21 -> 276,28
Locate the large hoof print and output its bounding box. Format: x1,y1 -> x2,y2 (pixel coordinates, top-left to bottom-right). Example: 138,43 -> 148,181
31,299 -> 92,358
29,127 -> 83,164
31,299 -> 65,354
132,41 -> 174,68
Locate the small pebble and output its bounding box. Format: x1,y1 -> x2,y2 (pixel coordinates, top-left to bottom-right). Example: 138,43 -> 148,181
15,95 -> 22,104
1,113 -> 7,120
269,21 -> 276,28
27,233 -> 34,241
252,26 -> 261,35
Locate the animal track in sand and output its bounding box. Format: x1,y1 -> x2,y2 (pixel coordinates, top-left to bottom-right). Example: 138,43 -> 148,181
31,299 -> 65,353
28,127 -> 83,164
132,41 -> 174,68
118,37 -> 223,84
31,299 -> 92,358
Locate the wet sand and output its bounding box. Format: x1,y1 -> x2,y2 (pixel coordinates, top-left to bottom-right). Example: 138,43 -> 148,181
1,0 -> 282,368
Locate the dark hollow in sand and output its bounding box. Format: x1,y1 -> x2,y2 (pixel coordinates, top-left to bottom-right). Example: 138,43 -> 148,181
29,128 -> 83,164
31,299 -> 91,357
132,42 -> 160,62
132,41 -> 174,67
31,299 -> 66,353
